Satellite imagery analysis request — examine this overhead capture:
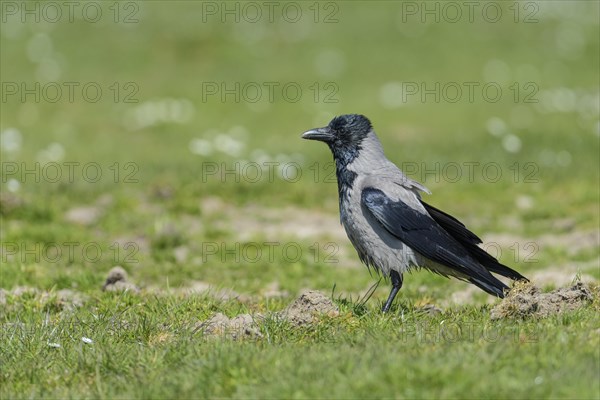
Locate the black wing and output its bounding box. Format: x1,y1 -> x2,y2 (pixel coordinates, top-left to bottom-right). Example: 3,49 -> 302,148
361,188 -> 508,297
421,201 -> 528,282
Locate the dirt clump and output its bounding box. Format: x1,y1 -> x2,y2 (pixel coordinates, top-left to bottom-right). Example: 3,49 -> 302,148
491,281 -> 595,320
102,266 -> 140,293
65,206 -> 102,226
195,312 -> 262,340
43,289 -> 88,311
281,290 -> 340,326
195,290 -> 340,339
0,192 -> 24,215
0,287 -> 88,314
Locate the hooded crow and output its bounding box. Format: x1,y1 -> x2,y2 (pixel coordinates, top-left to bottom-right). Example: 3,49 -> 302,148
302,114 -> 527,312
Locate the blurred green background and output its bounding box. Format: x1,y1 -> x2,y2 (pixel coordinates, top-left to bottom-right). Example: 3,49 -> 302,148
1,2 -> 599,399
1,1 -> 598,295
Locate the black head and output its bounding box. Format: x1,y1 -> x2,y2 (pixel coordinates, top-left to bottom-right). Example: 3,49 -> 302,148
301,114 -> 372,153
302,114 -> 372,194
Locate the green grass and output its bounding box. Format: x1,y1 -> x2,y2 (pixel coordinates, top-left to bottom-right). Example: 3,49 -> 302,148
1,290 -> 599,399
1,1 -> 599,398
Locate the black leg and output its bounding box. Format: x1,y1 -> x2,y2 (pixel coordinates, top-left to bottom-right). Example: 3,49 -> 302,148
382,270 -> 403,313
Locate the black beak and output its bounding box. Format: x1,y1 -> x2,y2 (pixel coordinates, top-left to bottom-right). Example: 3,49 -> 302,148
301,127 -> 334,142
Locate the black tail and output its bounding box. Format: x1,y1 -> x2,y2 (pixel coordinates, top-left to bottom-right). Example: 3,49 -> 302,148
422,201 -> 528,286
468,277 -> 507,298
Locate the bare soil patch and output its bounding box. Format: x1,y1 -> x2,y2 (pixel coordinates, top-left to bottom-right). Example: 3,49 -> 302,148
194,313 -> 263,340
279,290 -> 340,326
195,290 -> 340,339
490,281 -> 596,319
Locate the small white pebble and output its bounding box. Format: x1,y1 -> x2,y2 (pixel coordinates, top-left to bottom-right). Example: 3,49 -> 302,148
81,337 -> 93,344
47,342 -> 61,348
